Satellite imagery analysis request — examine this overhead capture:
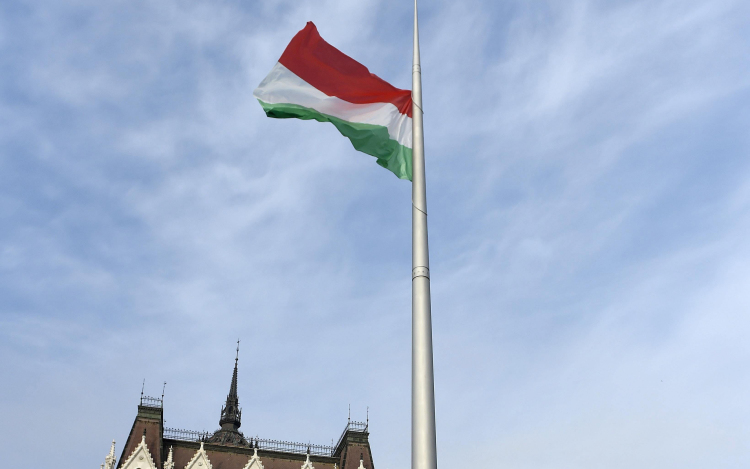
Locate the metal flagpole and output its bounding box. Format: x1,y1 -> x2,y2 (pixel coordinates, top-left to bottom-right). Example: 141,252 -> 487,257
411,2 -> 437,469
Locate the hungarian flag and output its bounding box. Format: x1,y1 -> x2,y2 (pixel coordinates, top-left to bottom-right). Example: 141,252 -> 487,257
253,22 -> 413,181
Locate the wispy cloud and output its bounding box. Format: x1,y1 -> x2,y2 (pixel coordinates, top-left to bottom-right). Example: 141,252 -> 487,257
1,0 -> 749,468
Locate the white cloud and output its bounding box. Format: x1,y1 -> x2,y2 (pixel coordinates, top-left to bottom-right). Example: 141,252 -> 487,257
1,0 -> 749,468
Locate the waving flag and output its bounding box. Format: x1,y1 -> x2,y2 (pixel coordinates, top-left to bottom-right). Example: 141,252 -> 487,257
253,22 -> 413,180
254,10 -> 437,469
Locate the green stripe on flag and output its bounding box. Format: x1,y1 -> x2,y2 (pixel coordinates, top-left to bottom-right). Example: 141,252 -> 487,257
258,100 -> 413,181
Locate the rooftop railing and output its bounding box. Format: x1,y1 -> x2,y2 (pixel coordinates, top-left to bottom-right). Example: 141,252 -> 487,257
164,427 -> 210,442
140,395 -> 163,408
162,427 -> 335,457
256,438 -> 334,457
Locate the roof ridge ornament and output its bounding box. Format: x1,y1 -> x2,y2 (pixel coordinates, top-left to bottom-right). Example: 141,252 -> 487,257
184,442 -> 213,469
119,430 -> 156,469
242,445 -> 265,469
164,446 -> 175,469
101,440 -> 116,469
301,452 -> 315,469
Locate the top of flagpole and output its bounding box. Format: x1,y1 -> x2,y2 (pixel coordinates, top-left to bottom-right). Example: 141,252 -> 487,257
412,0 -> 421,108
411,0 -> 426,215
413,0 -> 419,50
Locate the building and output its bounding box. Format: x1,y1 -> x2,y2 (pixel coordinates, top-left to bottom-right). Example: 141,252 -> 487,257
100,350 -> 375,469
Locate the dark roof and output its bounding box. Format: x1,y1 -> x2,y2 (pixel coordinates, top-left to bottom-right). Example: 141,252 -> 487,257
115,347 -> 375,469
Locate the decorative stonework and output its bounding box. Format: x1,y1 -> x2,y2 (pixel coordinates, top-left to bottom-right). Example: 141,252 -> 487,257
358,458 -> 366,469
184,442 -> 213,469
301,453 -> 315,469
101,440 -> 116,469
120,434 -> 157,469
164,446 -> 175,469
242,447 -> 264,469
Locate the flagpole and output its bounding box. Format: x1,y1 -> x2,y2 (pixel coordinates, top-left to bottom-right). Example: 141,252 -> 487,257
411,2 -> 437,469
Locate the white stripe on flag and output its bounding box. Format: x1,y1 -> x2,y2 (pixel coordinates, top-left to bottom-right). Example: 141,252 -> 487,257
254,62 -> 413,149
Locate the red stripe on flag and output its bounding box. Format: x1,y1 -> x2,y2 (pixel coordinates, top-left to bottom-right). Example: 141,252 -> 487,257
279,22 -> 413,118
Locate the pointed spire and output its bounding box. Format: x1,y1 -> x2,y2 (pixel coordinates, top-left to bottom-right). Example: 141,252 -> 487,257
230,340 -> 240,398
219,341 -> 242,431
301,452 -> 314,469
102,440 -> 116,469
164,446 -> 175,469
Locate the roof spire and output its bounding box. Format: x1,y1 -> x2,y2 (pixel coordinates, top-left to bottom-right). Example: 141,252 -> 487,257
219,341 -> 242,431
102,440 -> 116,469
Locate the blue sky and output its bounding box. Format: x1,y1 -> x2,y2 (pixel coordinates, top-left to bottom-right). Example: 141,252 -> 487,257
1,0 -> 749,467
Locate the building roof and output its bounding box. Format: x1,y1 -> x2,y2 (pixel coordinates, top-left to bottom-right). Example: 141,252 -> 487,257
109,349 -> 375,469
